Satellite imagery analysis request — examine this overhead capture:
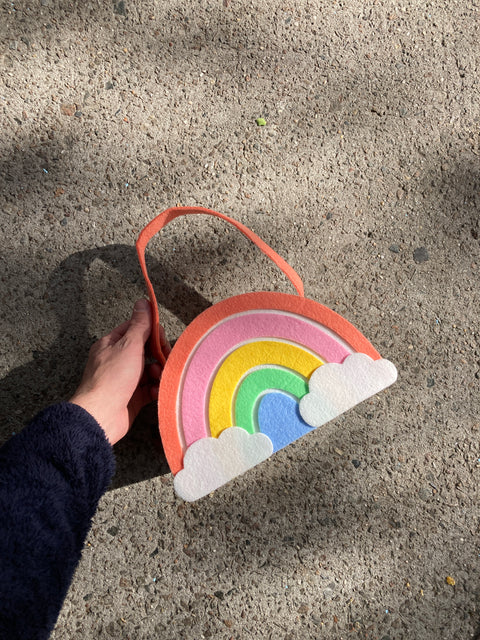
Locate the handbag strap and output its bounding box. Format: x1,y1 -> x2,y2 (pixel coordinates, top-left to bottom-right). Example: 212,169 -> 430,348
136,206 -> 305,365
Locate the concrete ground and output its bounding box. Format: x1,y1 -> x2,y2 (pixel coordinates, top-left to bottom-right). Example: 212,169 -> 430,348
1,0 -> 479,638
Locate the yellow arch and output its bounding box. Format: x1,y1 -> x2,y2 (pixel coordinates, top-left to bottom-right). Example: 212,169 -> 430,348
208,341 -> 323,438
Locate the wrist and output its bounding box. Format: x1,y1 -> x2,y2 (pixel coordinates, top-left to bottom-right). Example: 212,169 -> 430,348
70,394 -> 115,445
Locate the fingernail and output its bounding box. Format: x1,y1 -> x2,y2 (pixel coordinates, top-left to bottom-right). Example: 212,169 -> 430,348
134,299 -> 150,312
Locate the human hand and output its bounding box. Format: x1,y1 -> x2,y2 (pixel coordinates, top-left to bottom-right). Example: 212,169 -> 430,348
70,299 -> 162,445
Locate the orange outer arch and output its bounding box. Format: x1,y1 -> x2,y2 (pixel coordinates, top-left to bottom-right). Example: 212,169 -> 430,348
158,291 -> 381,475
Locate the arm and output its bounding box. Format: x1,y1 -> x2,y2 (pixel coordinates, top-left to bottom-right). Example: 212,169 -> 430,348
0,299 -> 159,639
0,403 -> 115,640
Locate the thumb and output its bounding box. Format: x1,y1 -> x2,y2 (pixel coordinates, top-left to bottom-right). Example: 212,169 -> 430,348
127,299 -> 152,344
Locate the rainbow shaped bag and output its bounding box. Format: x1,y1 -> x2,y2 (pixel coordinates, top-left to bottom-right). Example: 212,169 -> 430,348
137,207 -> 397,501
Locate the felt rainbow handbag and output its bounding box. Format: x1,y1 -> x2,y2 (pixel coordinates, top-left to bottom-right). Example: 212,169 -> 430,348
137,207 -> 397,501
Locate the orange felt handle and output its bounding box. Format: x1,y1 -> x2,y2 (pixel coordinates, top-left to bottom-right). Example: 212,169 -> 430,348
136,206 -> 305,365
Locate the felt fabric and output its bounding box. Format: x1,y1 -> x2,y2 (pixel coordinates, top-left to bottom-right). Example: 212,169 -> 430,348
257,392 -> 314,453
0,403 -> 115,640
136,206 -> 306,365
137,207 -> 396,503
208,340 -> 322,439
180,310 -> 349,446
173,427 -> 273,502
157,291 -> 381,476
299,353 -> 398,428
234,367 -> 309,434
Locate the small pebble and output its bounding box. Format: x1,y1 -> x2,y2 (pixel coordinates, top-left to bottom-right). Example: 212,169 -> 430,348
352,459 -> 361,468
427,378 -> 435,387
389,244 -> 400,253
418,487 -> 431,501
107,525 -> 119,536
113,0 -> 126,15
413,247 -> 429,263
60,103 -> 76,116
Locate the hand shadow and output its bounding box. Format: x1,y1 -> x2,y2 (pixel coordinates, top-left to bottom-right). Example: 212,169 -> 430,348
0,244 -> 211,489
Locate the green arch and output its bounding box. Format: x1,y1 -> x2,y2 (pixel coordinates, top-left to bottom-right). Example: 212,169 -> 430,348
234,367 -> 309,434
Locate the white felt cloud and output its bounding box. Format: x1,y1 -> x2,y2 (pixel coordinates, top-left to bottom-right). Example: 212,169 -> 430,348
299,353 -> 397,428
173,427 -> 273,502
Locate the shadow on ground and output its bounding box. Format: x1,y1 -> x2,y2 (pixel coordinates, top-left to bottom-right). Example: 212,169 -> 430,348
0,243 -> 212,487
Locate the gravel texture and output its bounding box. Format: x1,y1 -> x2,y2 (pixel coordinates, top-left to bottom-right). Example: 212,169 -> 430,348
1,0 -> 479,638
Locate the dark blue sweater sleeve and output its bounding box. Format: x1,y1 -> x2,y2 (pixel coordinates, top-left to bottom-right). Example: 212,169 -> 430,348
0,403 -> 116,640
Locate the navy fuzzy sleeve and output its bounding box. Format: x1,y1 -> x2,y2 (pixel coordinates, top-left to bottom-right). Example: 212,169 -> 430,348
0,403 -> 116,640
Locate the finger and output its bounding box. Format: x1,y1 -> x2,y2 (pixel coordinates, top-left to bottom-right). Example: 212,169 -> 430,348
138,363 -> 162,388
125,299 -> 152,346
147,363 -> 163,380
106,320 -> 131,345
139,369 -> 149,386
128,384 -> 153,419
